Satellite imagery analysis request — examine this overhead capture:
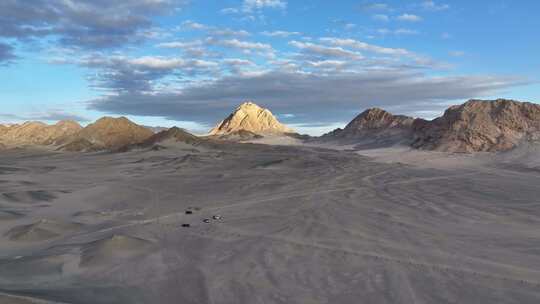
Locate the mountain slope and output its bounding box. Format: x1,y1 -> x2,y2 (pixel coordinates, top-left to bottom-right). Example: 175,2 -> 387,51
412,99 -> 540,152
59,117 -> 153,151
209,102 -> 294,136
322,108 -> 415,146
120,126 -> 202,151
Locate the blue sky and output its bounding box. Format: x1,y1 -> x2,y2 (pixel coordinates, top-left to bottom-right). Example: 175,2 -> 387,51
0,0 -> 538,135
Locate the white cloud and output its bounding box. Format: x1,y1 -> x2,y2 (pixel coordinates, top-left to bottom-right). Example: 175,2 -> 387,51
261,31 -> 301,38
344,23 -> 357,30
373,14 -> 389,22
449,51 -> 465,57
129,57 -> 185,69
397,14 -> 423,22
181,20 -> 209,31
305,60 -> 347,69
289,41 -> 364,60
394,28 -> 419,35
221,7 -> 240,14
211,29 -> 250,37
128,56 -> 218,70
421,1 -> 450,11
219,39 -> 273,51
319,38 -> 410,56
223,58 -> 255,66
362,3 -> 392,11
243,0 -> 287,12
178,21 -> 250,38
157,40 -> 203,49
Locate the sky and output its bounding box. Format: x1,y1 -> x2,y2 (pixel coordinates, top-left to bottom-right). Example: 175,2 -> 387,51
0,0 -> 539,135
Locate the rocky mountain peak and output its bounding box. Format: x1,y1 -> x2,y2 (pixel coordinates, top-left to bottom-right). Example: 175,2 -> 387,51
344,108 -> 414,131
209,101 -> 294,136
323,107 -> 415,142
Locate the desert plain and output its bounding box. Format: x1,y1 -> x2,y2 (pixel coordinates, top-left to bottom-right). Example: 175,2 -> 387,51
0,138 -> 539,304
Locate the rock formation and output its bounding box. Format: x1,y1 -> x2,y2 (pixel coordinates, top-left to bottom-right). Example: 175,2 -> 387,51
323,99 -> 540,152
322,108 -> 415,146
209,102 -> 294,136
326,108 -> 414,137
412,99 -> 540,152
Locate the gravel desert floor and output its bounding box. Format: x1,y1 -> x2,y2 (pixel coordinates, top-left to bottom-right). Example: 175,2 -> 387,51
0,142 -> 539,303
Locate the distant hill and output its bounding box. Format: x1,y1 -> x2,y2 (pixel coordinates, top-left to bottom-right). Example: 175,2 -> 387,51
0,120 -> 82,146
119,126 -> 202,151
209,102 -> 294,137
59,117 -> 154,152
142,127 -> 200,145
322,108 -> 414,146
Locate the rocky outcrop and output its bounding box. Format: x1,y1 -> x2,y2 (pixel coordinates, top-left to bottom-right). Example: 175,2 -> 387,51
412,99 -> 540,152
209,102 -> 294,136
59,117 -> 153,152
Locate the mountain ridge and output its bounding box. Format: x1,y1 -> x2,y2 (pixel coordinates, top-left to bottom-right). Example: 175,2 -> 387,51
411,99 -> 540,152
0,120 -> 82,146
1,99 -> 539,153
323,98 -> 540,152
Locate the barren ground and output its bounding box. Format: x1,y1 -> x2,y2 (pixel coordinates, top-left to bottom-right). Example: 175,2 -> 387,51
0,142 -> 539,303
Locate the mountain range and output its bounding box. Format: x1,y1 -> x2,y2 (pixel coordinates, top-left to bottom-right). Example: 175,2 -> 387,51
322,99 -> 540,152
1,99 -> 539,153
